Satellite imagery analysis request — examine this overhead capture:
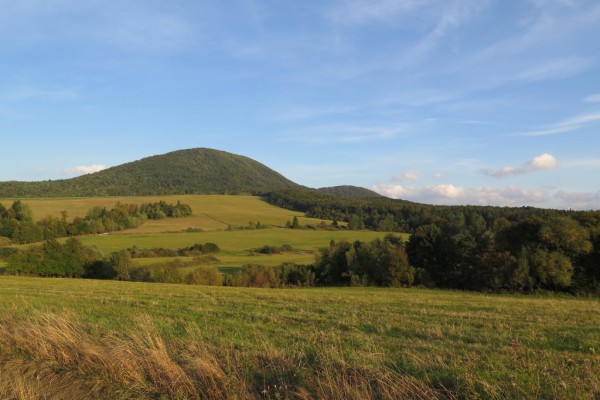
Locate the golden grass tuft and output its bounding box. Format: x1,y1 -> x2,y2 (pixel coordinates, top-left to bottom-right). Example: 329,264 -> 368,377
0,312 -> 449,400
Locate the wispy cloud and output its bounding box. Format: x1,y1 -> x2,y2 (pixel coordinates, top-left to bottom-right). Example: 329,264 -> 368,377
284,124 -> 404,144
0,1 -> 197,52
2,84 -> 79,102
516,112 -> 600,136
482,153 -> 558,177
514,57 -> 592,83
274,106 -> 355,122
561,158 -> 600,168
92,3 -> 197,51
583,94 -> 600,103
327,0 -> 428,25
398,0 -> 490,67
384,90 -> 456,107
393,171 -> 421,182
63,164 -> 107,175
445,2 -> 600,92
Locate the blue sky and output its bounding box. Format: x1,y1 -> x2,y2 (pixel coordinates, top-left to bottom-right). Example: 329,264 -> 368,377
0,0 -> 599,209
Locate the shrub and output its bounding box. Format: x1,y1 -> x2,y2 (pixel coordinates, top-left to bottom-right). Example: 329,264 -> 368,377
185,267 -> 223,286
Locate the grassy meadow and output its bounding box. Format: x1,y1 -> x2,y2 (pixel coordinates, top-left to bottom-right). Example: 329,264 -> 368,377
1,195 -> 400,270
76,228 -> 391,255
0,276 -> 598,399
0,195 -> 326,233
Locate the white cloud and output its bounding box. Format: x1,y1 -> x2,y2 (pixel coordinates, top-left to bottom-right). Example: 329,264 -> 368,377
393,171 -> 421,182
482,153 -> 558,177
555,190 -> 600,210
583,94 -> 600,103
64,164 -> 107,175
372,183 -> 551,206
433,172 -> 445,179
530,153 -> 558,170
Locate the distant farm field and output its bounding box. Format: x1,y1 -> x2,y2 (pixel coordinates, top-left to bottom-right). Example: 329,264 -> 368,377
76,228 -> 392,254
0,276 -> 598,399
0,195 -> 326,232
1,195 -> 401,269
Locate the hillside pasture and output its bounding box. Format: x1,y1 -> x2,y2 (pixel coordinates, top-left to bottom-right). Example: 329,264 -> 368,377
1,195 -> 401,272
0,276 -> 598,399
0,195 -> 327,233
75,228 -> 392,255
135,252 -> 316,273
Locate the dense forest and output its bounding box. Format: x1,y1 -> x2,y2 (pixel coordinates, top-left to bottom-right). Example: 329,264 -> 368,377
267,189 -> 600,294
0,200 -> 191,244
4,225 -> 598,294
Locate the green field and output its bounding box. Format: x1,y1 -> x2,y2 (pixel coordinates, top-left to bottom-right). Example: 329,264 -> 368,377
2,195 -> 398,270
76,228 -> 392,254
0,195 -> 328,233
77,228 -> 395,272
74,228 -> 392,272
0,276 -> 598,399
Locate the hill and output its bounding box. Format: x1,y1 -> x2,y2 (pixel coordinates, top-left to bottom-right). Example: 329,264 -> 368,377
316,185 -> 383,199
0,148 -> 302,197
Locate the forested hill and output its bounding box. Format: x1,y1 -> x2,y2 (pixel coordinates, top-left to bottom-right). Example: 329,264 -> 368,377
316,185 -> 383,199
0,148 -> 304,197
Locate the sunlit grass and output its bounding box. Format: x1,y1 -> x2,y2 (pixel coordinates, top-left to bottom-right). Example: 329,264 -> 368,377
0,276 -> 598,399
72,228 -> 393,256
2,195 -> 404,275
135,252 -> 316,270
0,195 -> 327,232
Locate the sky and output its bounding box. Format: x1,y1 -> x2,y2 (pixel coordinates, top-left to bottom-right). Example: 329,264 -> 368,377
0,0 -> 599,210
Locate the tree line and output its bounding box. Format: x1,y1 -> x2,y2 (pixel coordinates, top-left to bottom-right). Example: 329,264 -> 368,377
0,200 -> 192,244
0,235 -> 410,288
267,189 -> 600,294
2,228 -> 598,293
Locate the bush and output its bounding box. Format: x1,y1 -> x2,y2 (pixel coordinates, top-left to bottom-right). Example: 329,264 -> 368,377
185,267 -> 223,286
84,261 -> 117,280
278,263 -> 315,287
151,265 -> 185,284
230,265 -> 280,288
252,244 -> 293,255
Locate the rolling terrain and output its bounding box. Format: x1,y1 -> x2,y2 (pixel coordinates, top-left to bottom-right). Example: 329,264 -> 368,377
1,194 -> 394,272
0,195 -> 323,232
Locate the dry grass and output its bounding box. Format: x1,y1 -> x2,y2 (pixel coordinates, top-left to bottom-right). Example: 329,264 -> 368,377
0,312 -> 450,400
1,277 -> 598,399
